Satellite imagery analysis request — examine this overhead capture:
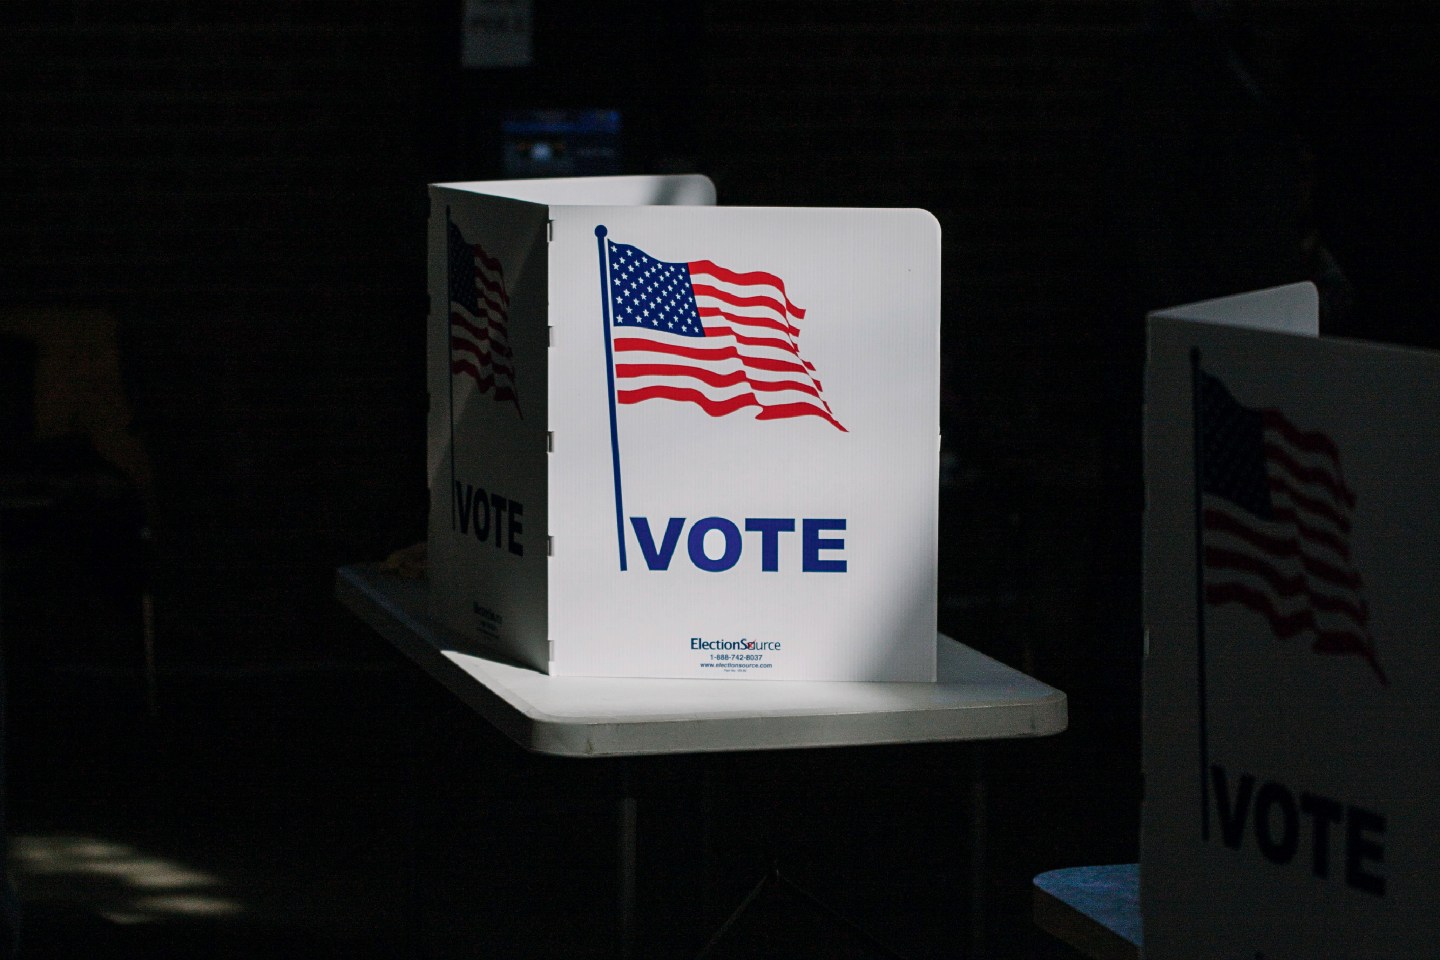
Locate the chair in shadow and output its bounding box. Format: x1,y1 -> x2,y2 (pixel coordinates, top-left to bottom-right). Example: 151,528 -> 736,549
0,307 -> 158,714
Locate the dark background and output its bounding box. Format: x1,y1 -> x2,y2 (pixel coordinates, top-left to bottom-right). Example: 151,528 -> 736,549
3,1 -> 1438,957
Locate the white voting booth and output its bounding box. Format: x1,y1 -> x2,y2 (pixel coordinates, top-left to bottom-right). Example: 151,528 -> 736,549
427,175 -> 940,681
1143,283 -> 1440,957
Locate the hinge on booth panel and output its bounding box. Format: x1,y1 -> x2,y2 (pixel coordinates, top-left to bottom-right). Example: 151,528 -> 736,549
547,536 -> 553,556
548,325 -> 553,347
547,220 -> 553,242
547,432 -> 554,453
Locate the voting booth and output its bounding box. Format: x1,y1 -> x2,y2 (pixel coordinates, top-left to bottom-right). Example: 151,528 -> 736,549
426,175 -> 940,680
1143,284 -> 1440,957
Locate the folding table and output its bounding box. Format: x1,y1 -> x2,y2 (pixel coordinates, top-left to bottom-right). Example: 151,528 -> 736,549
336,563 -> 1066,956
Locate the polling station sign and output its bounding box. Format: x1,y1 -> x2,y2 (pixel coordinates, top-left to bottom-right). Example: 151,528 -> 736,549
427,175 -> 940,680
1143,293 -> 1440,958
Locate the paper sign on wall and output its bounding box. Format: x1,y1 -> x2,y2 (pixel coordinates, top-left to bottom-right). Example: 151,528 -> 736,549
462,0 -> 532,69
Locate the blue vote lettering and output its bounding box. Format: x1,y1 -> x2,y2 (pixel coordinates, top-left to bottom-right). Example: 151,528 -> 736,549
1210,763 -> 1387,897
630,517 -> 685,570
744,518 -> 795,572
802,518 -> 847,572
688,517 -> 742,572
628,516 -> 846,572
454,481 -> 523,556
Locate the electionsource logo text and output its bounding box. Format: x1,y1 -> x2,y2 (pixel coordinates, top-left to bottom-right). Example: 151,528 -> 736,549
690,638 -> 782,651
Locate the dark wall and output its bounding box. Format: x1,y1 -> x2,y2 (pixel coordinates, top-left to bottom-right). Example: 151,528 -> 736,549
5,0 -> 1438,706
4,1 -> 447,662
8,3 -> 1440,955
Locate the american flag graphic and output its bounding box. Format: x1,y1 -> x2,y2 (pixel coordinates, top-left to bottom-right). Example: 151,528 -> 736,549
602,236 -> 845,431
1197,368 -> 1387,685
448,219 -> 520,416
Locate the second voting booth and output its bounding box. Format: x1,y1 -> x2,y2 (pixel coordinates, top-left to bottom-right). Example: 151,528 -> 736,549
426,175 -> 941,681
1143,284 -> 1440,957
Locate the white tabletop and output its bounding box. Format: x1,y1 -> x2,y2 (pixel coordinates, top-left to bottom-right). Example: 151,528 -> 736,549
336,564 -> 1066,757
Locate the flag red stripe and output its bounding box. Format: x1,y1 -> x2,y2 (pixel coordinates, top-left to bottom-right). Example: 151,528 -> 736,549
1269,504 -> 1350,559
1268,475 -> 1351,533
451,311 -> 487,341
480,291 -> 508,317
755,401 -> 846,431
1205,581 -> 1317,636
1203,507 -> 1359,584
1301,551 -> 1361,592
1203,507 -> 1293,556
450,337 -> 489,361
617,384 -> 841,427
451,312 -> 513,355
719,326 -> 801,355
697,307 -> 800,342
1205,582 -> 1365,642
473,245 -> 504,274
691,286 -> 799,329
695,318 -> 829,403
700,315 -> 818,374
452,362 -> 519,409
452,328 -> 512,361
1205,581 -> 1365,639
1311,631 -> 1389,685
1307,587 -> 1367,621
488,331 -> 514,357
1203,545 -> 1365,612
476,274 -> 509,308
452,357 -> 517,387
617,385 -> 760,417
688,262 -> 806,318
614,363 -> 821,398
452,359 -> 491,389
1204,546 -> 1304,595
1208,584 -> 1387,684
1264,441 -> 1356,508
613,336 -> 810,376
1263,409 -> 1343,463
451,336 -> 517,384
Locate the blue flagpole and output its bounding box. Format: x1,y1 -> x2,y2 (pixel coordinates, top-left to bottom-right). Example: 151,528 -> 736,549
1191,347 -> 1210,842
448,207 -> 458,531
596,225 -> 628,571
